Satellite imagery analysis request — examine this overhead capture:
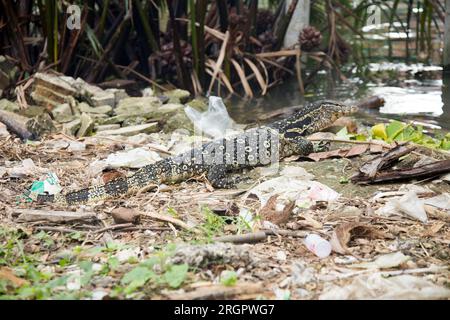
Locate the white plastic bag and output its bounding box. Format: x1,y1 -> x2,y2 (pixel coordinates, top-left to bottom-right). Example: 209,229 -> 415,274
185,96 -> 236,138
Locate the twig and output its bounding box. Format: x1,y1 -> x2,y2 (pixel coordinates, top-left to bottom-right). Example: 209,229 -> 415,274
307,137 -> 391,148
321,265 -> 448,282
94,223 -> 135,234
138,211 -> 200,234
34,226 -> 86,234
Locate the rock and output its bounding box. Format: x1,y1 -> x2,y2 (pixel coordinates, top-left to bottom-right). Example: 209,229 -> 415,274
95,123 -> 159,136
0,99 -> 20,112
163,111 -> 194,133
187,98 -> 208,112
95,124 -> 121,132
91,91 -> 115,108
26,113 -> 56,137
97,114 -> 129,125
78,102 -> 112,115
18,105 -> 46,118
67,141 -> 86,152
114,97 -> 161,117
31,73 -> 77,109
51,103 -> 74,123
62,118 -> 81,136
165,89 -> 190,103
111,207 -> 140,224
105,88 -> 129,106
76,113 -> 95,137
122,116 -> 147,127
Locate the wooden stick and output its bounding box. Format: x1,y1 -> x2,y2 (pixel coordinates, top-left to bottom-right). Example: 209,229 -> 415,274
34,226 -> 86,234
139,211 -> 200,234
94,223 -> 135,234
353,159 -> 450,184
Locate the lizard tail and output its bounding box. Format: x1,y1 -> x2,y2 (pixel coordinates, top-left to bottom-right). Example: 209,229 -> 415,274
36,177 -> 131,205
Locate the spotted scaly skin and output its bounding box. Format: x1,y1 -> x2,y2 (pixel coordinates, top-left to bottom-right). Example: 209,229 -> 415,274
35,101 -> 357,205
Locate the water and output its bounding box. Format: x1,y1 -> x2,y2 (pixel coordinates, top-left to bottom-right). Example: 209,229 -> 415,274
227,63 -> 449,131
226,10 -> 449,131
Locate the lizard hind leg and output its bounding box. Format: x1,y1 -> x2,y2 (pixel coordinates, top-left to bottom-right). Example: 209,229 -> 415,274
206,165 -> 243,189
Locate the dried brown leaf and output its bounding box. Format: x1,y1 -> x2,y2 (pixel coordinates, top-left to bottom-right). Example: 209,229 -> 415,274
0,267 -> 28,287
330,222 -> 392,254
260,195 -> 294,226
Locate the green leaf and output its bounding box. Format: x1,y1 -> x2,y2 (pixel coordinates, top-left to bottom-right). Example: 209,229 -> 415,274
336,127 -> 351,139
220,271 -> 238,287
385,120 -> 406,141
121,267 -> 154,293
163,264 -> 188,288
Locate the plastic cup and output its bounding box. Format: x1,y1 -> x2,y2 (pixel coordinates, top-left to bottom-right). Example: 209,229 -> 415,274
304,234 -> 332,258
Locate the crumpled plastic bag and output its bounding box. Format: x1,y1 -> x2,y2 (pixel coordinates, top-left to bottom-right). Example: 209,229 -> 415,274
319,273 -> 450,300
375,191 -> 428,223
89,147 -> 161,176
247,175 -> 340,208
349,252 -> 410,269
185,96 -> 237,138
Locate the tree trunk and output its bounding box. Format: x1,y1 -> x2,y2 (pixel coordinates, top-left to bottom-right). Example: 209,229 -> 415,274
445,0 -> 450,71
284,0 -> 310,48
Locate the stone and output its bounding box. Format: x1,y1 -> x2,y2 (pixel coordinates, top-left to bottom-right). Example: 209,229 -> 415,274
95,124 -> 121,132
122,116 -> 147,127
26,113 -> 56,137
78,102 -> 112,115
91,91 -> 115,107
165,89 -> 190,103
62,119 -> 81,136
96,123 -> 159,136
105,88 -> 129,106
76,113 -> 95,137
97,114 -> 129,125
18,105 -> 46,118
114,97 -> 161,116
187,98 -> 208,112
163,111 -> 194,133
0,99 -> 20,112
31,73 -> 77,109
52,103 -> 74,123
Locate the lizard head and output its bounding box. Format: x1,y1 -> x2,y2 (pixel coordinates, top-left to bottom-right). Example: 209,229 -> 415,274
315,100 -> 358,123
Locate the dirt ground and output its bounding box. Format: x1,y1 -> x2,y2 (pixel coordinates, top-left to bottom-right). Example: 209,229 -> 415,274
0,133 -> 449,300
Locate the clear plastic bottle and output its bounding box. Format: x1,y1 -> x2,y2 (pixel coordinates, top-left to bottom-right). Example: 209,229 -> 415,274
304,234 -> 332,258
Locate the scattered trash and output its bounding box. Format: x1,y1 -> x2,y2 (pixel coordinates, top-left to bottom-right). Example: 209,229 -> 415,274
304,234 -> 332,258
91,147 -> 162,172
28,172 -> 62,196
185,96 -> 237,138
275,250 -> 287,261
349,252 -> 410,269
375,191 -> 428,223
7,158 -> 38,178
290,260 -> 317,286
247,175 -> 340,209
319,273 -> 450,300
424,193 -> 450,211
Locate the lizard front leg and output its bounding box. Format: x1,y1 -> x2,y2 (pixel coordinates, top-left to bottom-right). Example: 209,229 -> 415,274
282,133 -> 314,157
